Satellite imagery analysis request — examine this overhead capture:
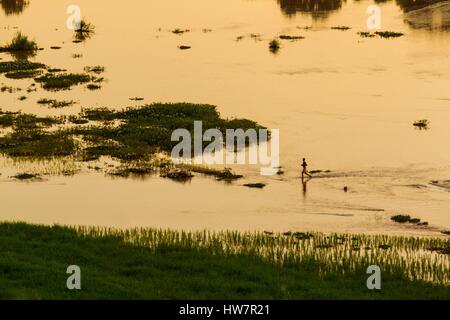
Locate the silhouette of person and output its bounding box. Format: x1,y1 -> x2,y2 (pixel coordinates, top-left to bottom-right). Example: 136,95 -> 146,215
301,158 -> 312,179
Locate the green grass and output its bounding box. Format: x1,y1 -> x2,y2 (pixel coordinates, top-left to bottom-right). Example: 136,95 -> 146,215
0,110 -> 63,129
0,32 -> 38,52
0,222 -> 448,299
0,130 -> 76,157
0,104 -> 261,180
34,73 -> 92,90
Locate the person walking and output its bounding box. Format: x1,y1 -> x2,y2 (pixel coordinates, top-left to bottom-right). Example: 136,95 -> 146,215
301,158 -> 312,179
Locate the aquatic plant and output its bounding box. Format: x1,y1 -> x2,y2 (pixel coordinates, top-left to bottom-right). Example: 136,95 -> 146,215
0,104 -> 264,183
375,31 -> 404,38
34,73 -> 92,90
244,183 -> 266,189
279,35 -> 304,40
12,172 -> 39,180
413,119 -> 429,129
37,99 -> 76,108
391,214 -> 424,225
172,28 -> 190,34
0,32 -> 38,52
357,31 -> 376,38
269,39 -> 280,53
160,168 -> 194,181
84,66 -> 105,74
331,26 -> 351,30
5,69 -> 42,79
86,83 -> 101,90
0,60 -> 45,73
391,215 -> 412,223
73,19 -> 95,41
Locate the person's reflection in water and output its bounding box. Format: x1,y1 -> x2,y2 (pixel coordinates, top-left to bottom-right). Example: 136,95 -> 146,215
301,176 -> 310,198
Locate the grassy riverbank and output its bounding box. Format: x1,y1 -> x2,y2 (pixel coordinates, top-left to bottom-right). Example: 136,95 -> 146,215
0,222 -> 448,299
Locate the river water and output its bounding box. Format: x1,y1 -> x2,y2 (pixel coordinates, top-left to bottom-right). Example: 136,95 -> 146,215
1,0 -> 450,235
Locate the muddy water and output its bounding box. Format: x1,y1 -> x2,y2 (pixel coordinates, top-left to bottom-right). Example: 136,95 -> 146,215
1,0 -> 450,235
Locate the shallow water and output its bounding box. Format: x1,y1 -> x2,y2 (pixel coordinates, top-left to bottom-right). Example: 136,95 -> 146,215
1,0 -> 450,235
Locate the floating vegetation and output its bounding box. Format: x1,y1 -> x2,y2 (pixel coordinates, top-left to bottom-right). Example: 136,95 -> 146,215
357,31 -> 376,38
279,35 -> 304,40
18,95 -> 27,101
172,28 -> 190,34
37,99 -> 76,108
67,115 -> 89,125
357,31 -> 404,39
391,215 -> 413,223
86,83 -> 101,90
331,26 -> 351,30
0,110 -> 63,129
12,172 -> 40,181
178,45 -> 191,50
47,68 -> 67,73
413,119 -> 429,129
0,60 -> 45,73
34,73 -> 92,90
161,168 -> 194,181
180,164 -> 242,181
108,162 -> 155,178
5,69 -> 42,79
0,129 -> 75,158
0,32 -> 38,53
375,31 -> 404,38
244,183 -> 266,189
0,85 -> 20,93
84,66 -> 105,74
215,168 -> 243,181
391,214 -> 426,225
269,39 -> 280,53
